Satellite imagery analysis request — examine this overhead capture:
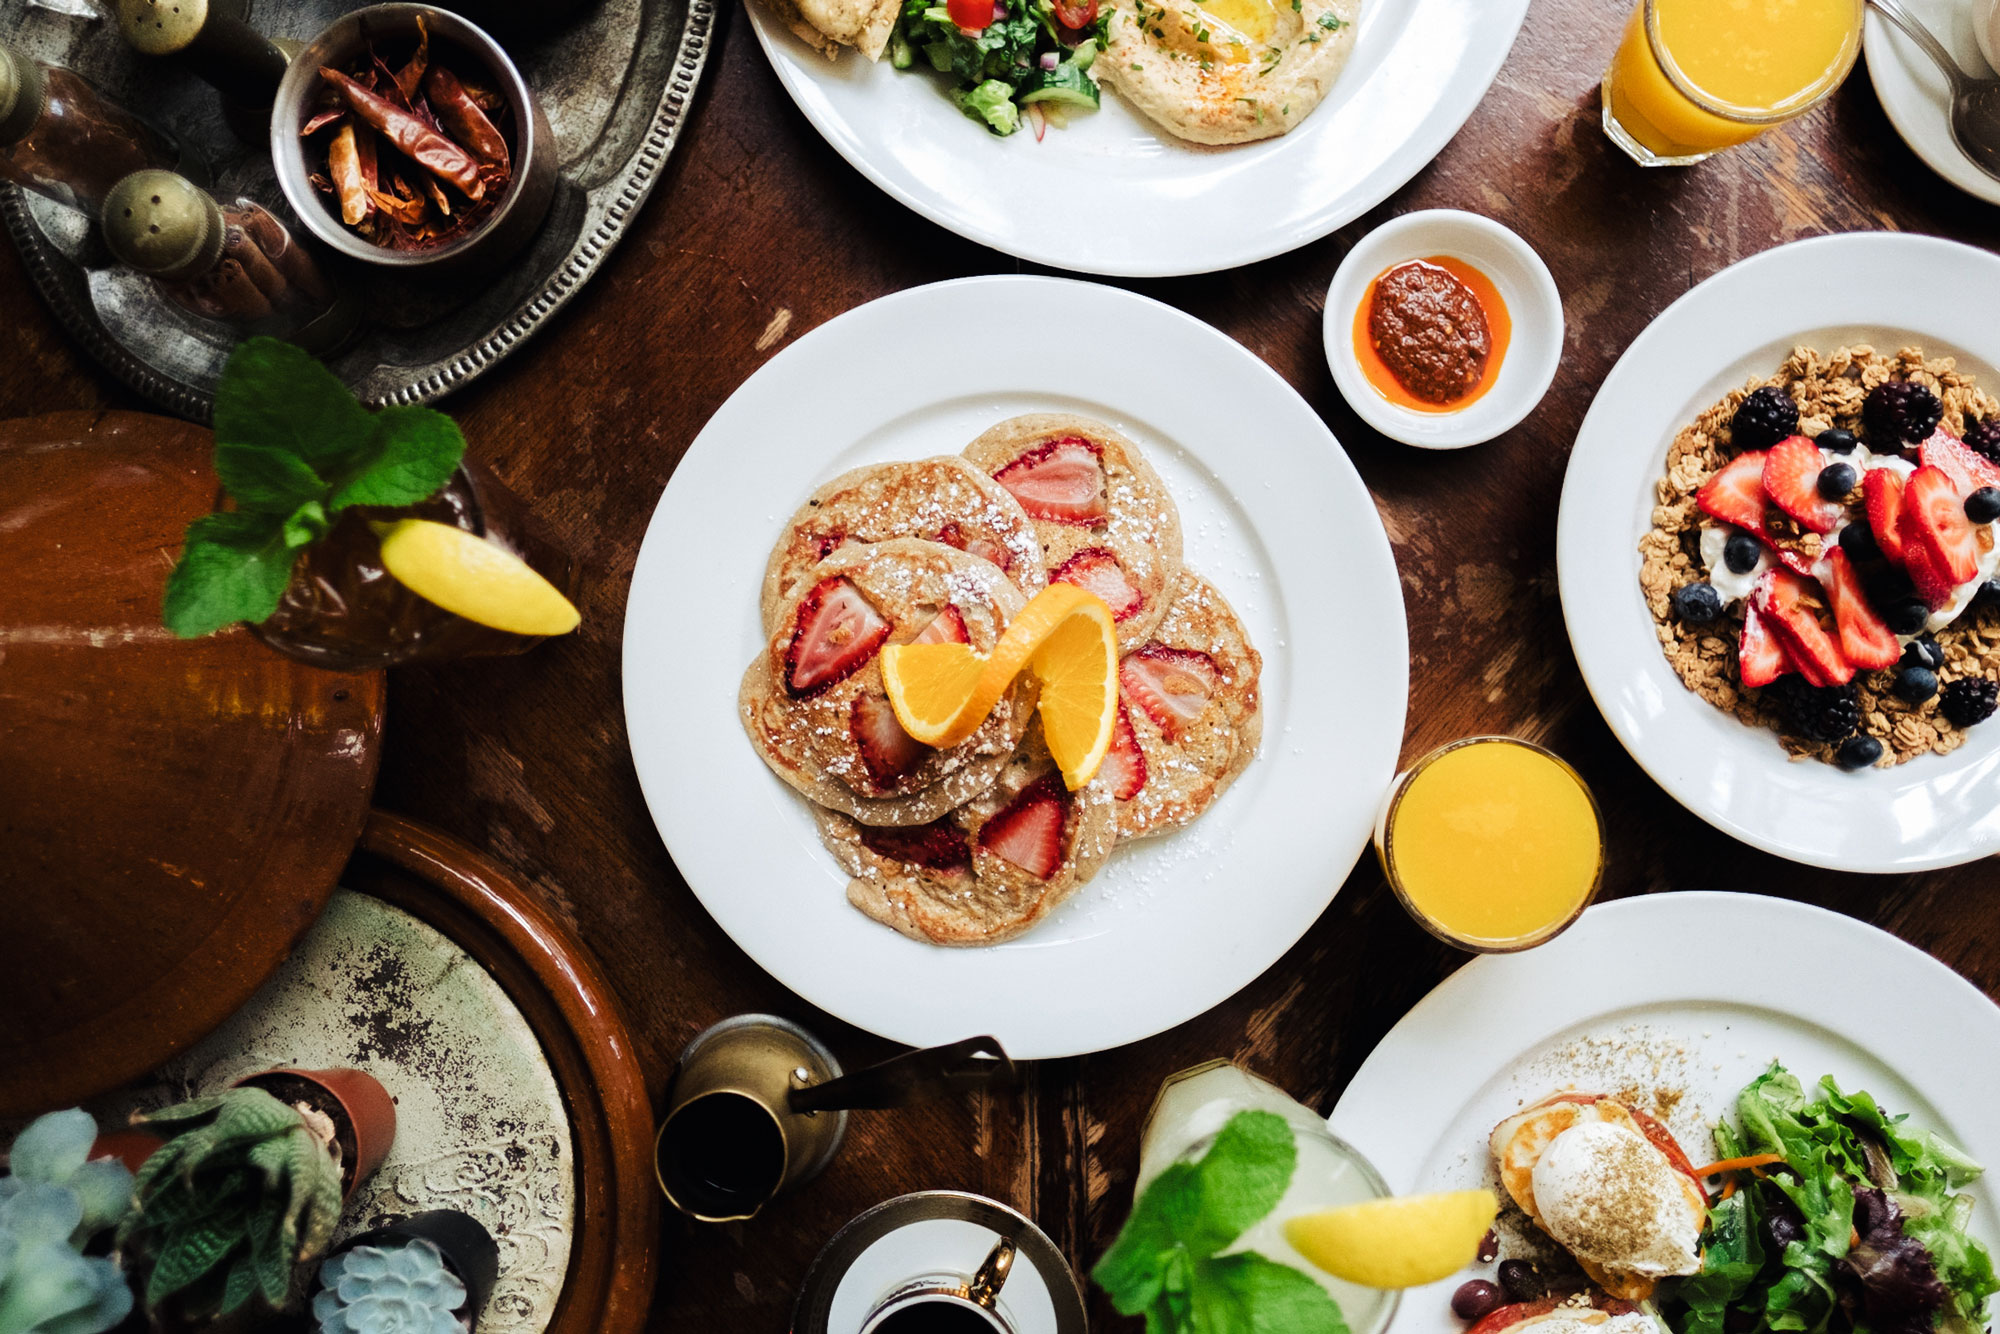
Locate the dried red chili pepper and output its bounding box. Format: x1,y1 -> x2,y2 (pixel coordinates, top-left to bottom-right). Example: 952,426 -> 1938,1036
327,121 -> 377,228
425,65 -> 508,169
395,15 -> 430,104
318,66 -> 484,200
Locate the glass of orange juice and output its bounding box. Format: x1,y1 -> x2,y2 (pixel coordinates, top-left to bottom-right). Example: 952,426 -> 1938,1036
1373,737 -> 1604,952
1601,0 -> 1863,165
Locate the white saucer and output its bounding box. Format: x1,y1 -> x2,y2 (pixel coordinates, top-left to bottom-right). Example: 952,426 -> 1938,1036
1865,0 -> 2000,205
1323,210 -> 1563,449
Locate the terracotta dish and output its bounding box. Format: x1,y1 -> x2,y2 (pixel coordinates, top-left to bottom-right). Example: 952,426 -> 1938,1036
0,410 -> 384,1117
343,812 -> 659,1334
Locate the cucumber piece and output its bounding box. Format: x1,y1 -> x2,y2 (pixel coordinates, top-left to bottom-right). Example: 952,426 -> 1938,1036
1017,59 -> 1100,109
889,27 -> 915,67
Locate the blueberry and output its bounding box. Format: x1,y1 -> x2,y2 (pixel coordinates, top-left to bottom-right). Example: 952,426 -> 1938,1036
1885,598 -> 1932,636
1815,427 -> 1859,454
1894,665 -> 1939,703
1724,530 -> 1763,574
1976,580 -> 2000,609
1967,487 -> 2000,524
1838,522 -> 1879,561
1836,734 -> 1885,770
1672,582 -> 1724,624
1818,462 -> 1858,499
1903,636 -> 1945,671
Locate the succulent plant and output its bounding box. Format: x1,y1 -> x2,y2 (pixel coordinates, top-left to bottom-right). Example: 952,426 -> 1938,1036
312,1238 -> 469,1334
117,1085 -> 344,1323
0,1108 -> 136,1334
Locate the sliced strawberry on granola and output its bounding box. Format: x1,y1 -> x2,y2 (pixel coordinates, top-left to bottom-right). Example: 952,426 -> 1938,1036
1753,567 -> 1854,688
1863,468 -> 1908,566
1737,598 -> 1793,688
1820,548 -> 1901,671
1903,535 -> 1958,608
1762,435 -> 1844,534
1903,464 -> 1981,586
1696,451 -> 1771,533
1918,427 -> 2000,495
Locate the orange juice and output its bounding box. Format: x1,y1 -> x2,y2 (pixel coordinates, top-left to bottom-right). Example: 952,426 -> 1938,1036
1375,738 -> 1603,951
1601,0 -> 1862,164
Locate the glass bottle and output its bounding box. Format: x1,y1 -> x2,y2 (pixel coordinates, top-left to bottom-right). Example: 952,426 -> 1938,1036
100,169 -> 356,350
249,457 -> 581,671
0,42 -> 183,214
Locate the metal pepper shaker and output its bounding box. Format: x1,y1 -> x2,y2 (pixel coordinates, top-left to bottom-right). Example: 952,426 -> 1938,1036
100,169 -> 358,352
113,0 -> 290,118
0,41 -> 189,213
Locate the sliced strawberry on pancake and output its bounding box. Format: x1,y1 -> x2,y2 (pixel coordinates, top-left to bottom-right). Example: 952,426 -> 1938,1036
991,438 -> 1106,525
1121,646 -> 1218,741
934,520 -> 1013,571
1919,427 -> 2000,494
1753,568 -> 1853,687
1696,451 -> 1771,532
1737,599 -> 1792,688
1864,468 -> 1908,566
979,774 -> 1069,880
784,575 -> 891,696
1762,435 -> 1843,534
859,818 -> 971,873
1051,548 -> 1143,621
851,692 -> 929,788
1820,548 -> 1901,671
1904,464 -> 1981,586
1099,704 -> 1147,801
912,605 -> 969,645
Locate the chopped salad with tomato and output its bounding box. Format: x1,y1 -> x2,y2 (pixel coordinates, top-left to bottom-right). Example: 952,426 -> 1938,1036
888,0 -> 1110,136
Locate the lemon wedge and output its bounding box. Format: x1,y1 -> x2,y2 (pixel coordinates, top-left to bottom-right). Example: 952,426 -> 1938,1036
374,518 -> 581,637
879,584 -> 1118,789
1282,1189 -> 1499,1289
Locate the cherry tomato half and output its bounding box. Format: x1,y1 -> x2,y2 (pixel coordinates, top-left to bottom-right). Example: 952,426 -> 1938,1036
947,0 -> 994,29
1053,0 -> 1097,26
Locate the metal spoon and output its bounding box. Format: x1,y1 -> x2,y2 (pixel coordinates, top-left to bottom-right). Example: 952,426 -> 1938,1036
1867,0 -> 2000,182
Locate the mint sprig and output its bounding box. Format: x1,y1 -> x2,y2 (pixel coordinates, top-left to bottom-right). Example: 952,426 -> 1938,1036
163,339 -> 466,638
1093,1109 -> 1349,1334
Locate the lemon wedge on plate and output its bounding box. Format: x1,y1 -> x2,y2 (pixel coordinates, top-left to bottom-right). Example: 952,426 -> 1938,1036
374,519 -> 581,636
1283,1189 -> 1499,1289
879,584 -> 1118,789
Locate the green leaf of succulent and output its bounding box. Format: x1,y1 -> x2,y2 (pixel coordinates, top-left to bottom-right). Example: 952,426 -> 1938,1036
0,1238 -> 97,1334
36,1254 -> 133,1334
1,1183 -> 85,1247
219,1257 -> 259,1318
7,1110 -> 96,1187
213,441 -> 327,514
146,1221 -> 235,1305
244,1190 -> 290,1306
246,1136 -> 290,1190
130,1095 -> 228,1133
64,1160 -> 134,1240
325,403 -> 466,512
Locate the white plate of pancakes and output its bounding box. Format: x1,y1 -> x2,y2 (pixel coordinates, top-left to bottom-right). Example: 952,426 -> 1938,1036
624,276 -> 1407,1058
742,0 -> 1531,276
1332,891 -> 2000,1334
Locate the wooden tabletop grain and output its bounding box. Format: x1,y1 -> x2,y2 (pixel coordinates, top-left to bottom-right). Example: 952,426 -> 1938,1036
5,0 -> 1998,1326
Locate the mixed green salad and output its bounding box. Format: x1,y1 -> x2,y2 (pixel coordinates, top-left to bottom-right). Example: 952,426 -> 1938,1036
1665,1065 -> 1996,1334
888,0 -> 1111,136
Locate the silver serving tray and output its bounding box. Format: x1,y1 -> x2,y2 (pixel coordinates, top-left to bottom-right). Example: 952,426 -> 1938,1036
1,0 -> 713,419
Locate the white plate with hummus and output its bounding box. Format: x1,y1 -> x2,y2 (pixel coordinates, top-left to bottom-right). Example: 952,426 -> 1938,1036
1557,232 -> 2000,873
1331,891 -> 2000,1334
623,276 -> 1408,1058
743,0 -> 1530,276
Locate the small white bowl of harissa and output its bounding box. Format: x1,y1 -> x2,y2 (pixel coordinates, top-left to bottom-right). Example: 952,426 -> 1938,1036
1324,209 -> 1563,449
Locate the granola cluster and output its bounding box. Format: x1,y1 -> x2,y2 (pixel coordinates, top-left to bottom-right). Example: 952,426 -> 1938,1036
1638,345 -> 2000,766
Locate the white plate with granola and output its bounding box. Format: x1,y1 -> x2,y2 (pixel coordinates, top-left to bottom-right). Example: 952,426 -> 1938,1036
623,276 -> 1408,1058
1557,232 -> 2000,873
1331,891 -> 2000,1334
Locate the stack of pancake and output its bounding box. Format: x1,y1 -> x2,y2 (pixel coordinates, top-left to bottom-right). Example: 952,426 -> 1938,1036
740,413 -> 1263,946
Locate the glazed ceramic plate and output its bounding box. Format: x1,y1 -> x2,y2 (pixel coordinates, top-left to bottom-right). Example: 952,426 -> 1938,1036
624,276 -> 1408,1058
1556,232 -> 2000,872
742,0 -> 1529,276
1332,892 -> 2000,1334
1865,0 -> 2000,207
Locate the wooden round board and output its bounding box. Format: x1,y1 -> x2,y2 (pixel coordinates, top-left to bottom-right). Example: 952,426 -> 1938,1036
0,410 -> 384,1116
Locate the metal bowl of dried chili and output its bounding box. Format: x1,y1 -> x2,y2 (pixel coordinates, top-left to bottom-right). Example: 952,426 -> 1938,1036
272,3 -> 556,274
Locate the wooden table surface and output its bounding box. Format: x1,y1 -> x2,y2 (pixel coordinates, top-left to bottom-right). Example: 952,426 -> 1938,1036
6,0 -> 1998,1326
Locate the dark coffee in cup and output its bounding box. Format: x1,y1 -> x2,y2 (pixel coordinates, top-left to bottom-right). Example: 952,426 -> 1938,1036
867,1294 -> 1006,1333
655,1091 -> 786,1219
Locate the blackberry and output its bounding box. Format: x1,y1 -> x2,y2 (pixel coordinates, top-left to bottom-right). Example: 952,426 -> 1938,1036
1863,380 -> 1943,447
1940,677 -> 1999,728
1731,386 -> 1801,449
1773,678 -> 1861,742
1965,416 -> 2000,463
